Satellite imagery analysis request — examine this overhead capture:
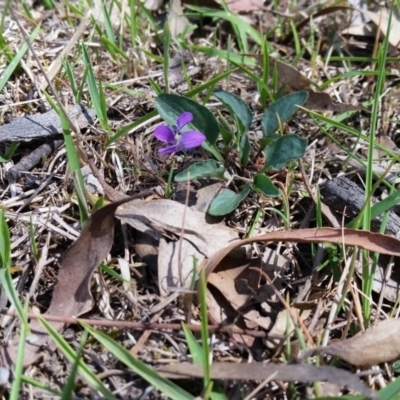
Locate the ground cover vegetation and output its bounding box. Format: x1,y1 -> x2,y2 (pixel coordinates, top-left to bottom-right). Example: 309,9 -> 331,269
1,0 -> 400,398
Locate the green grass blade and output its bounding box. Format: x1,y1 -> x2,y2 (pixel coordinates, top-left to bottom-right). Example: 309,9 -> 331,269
185,6 -> 263,46
361,1 -> 393,324
9,301 -> 29,400
106,109 -> 158,146
186,68 -> 236,98
0,23 -> 41,93
0,0 -> 12,30
370,189 -> 400,220
61,331 -> 88,400
189,45 -> 257,67
182,324 -> 227,400
81,43 -> 110,131
36,315 -> 116,399
44,97 -> 88,222
0,210 -> 29,329
101,2 -> 116,45
21,375 -> 62,396
0,30 -> 15,63
62,58 -> 79,102
163,21 -> 171,93
100,35 -> 129,60
182,324 -> 203,364
379,375 -> 400,400
199,269 -> 211,389
29,216 -> 39,262
128,0 -> 138,46
81,322 -> 195,400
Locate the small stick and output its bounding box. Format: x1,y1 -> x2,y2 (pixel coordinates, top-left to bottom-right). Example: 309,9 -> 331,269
7,138 -> 63,180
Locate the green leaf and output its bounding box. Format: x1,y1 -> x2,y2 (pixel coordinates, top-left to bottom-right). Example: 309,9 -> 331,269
261,91 -> 309,136
239,134 -> 250,166
253,174 -> 280,197
262,134 -> 307,171
174,160 -> 226,182
213,89 -> 253,134
156,93 -> 220,145
208,183 -> 251,216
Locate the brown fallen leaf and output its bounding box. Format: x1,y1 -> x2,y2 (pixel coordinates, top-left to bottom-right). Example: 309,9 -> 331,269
359,8 -> 400,49
168,0 -> 191,38
0,192 -> 151,368
117,198 -> 242,296
315,318 -> 400,367
203,227 -> 400,280
157,362 -> 376,399
208,249 -> 291,331
267,58 -> 363,112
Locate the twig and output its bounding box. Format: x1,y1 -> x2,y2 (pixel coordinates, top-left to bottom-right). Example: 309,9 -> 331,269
129,309 -> 164,356
0,309 -> 284,339
7,138 -> 64,180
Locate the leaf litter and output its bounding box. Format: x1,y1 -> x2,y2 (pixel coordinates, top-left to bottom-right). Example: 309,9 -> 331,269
2,0 -> 400,398
0,192 -> 153,368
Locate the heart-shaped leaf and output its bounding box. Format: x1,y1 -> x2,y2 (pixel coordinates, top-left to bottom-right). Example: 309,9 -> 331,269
208,183 -> 251,216
156,93 -> 219,144
262,91 -> 308,136
262,134 -> 307,171
253,174 -> 280,197
174,160 -> 226,182
213,89 -> 253,134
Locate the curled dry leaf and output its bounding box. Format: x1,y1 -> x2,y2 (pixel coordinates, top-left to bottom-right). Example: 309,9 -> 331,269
317,318 -> 400,367
206,248 -> 305,347
200,227 -> 400,349
202,227 -> 400,280
345,8 -> 400,49
168,0 -> 191,38
157,362 -> 376,399
0,194 -> 148,368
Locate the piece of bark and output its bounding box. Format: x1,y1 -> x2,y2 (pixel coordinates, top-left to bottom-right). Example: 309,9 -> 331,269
320,176 -> 400,237
0,104 -> 95,142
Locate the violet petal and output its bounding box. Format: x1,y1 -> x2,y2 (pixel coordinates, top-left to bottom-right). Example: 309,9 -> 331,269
154,125 -> 176,143
159,144 -> 180,156
176,112 -> 193,132
180,131 -> 206,149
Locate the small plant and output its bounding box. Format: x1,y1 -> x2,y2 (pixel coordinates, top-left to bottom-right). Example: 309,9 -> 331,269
154,90 -> 308,216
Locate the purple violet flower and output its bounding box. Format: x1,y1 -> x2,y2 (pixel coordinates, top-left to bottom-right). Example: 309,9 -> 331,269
154,111 -> 206,156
